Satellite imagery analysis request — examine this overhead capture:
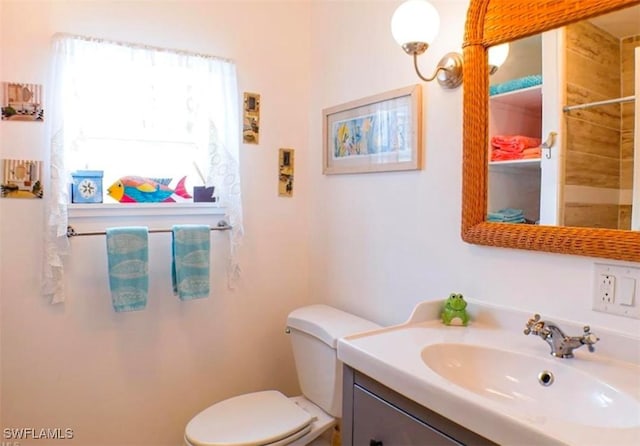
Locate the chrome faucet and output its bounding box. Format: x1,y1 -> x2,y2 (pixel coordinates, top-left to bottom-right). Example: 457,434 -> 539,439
523,314 -> 599,358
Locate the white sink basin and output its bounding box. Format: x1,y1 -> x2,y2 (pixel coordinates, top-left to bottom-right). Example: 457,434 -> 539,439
421,343 -> 640,428
337,300 -> 640,445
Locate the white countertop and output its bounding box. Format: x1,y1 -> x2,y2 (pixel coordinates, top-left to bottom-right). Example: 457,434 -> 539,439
337,300 -> 640,446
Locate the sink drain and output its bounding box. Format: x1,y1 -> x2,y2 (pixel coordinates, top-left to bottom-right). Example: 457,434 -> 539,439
537,370 -> 554,386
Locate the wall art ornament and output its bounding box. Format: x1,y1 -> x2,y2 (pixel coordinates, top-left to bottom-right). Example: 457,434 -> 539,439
1,82 -> 44,121
1,159 -> 43,198
242,92 -> 260,144
278,148 -> 294,197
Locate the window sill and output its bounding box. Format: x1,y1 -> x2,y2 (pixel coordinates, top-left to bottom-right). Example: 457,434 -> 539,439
68,202 -> 225,219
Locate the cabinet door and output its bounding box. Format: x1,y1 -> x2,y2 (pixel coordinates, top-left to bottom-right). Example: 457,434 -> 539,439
353,385 -> 463,446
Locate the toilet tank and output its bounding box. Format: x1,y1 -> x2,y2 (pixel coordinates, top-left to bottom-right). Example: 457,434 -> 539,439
286,305 -> 380,417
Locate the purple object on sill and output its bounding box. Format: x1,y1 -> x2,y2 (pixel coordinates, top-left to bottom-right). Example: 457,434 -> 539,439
193,186 -> 216,202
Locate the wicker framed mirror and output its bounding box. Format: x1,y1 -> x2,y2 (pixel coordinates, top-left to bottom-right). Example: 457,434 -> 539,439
462,0 -> 640,261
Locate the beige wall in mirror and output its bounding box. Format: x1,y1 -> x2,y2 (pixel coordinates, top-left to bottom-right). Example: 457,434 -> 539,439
462,0 -> 640,262
487,4 -> 639,231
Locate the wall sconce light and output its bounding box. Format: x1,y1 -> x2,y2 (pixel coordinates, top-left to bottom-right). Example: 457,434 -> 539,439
391,0 -> 463,89
488,43 -> 510,74
391,1 -> 511,88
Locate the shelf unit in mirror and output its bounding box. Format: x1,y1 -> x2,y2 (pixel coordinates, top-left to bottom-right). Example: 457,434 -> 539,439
462,0 -> 640,262
489,78 -> 545,225
488,85 -> 543,172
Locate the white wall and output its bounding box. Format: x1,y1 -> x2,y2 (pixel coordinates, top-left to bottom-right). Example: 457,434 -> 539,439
308,0 -> 640,335
0,1 -> 311,445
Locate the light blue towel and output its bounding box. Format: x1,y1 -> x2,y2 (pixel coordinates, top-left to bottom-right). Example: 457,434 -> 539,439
106,227 -> 149,312
487,208 -> 526,223
172,225 -> 211,300
489,74 -> 543,96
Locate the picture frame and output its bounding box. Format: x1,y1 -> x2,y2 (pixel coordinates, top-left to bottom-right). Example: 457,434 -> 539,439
322,84 -> 422,175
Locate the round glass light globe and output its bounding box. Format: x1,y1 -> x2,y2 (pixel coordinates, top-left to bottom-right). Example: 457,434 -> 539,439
488,43 -> 510,68
391,0 -> 440,47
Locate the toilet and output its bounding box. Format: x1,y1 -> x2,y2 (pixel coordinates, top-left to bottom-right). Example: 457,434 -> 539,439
184,304 -> 380,446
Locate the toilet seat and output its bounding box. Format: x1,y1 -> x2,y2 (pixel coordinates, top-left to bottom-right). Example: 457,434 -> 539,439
185,390 -> 314,446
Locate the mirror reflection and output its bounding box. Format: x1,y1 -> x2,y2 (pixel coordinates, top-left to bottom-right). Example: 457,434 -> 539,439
487,4 -> 639,230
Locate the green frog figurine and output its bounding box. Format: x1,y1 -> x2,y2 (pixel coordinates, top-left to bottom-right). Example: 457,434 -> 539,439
441,293 -> 470,326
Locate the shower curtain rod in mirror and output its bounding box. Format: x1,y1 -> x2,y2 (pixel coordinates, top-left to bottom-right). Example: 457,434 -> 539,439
563,95 -> 635,112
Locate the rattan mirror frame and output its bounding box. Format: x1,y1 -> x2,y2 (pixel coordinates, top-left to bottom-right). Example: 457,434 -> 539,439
462,0 -> 640,262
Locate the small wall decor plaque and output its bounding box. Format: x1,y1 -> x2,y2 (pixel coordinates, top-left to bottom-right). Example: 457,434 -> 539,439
243,92 -> 260,144
1,82 -> 44,121
278,148 -> 294,197
1,159 -> 43,198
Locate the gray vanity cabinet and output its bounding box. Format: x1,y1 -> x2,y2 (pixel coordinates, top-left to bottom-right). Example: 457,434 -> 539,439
342,366 -> 497,446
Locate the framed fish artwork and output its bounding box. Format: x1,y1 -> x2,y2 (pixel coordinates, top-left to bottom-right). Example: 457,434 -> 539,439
322,85 -> 422,174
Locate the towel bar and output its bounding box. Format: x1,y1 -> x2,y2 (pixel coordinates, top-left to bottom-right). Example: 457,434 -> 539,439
66,221 -> 231,237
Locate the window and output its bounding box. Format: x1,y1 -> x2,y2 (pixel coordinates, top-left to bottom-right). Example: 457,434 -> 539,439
43,34 -> 243,303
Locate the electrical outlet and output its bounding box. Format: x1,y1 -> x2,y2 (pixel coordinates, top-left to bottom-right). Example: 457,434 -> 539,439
593,263 -> 640,319
598,274 -> 615,303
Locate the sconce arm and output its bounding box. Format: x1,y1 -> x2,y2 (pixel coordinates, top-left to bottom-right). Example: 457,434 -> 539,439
413,53 -> 441,82
412,52 -> 463,89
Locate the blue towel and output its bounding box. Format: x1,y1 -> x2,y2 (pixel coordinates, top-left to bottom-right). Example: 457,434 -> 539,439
106,227 -> 149,312
487,208 -> 526,223
172,225 -> 210,300
489,74 -> 543,96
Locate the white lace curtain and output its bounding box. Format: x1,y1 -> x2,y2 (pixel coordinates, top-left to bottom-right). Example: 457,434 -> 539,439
43,34 -> 243,304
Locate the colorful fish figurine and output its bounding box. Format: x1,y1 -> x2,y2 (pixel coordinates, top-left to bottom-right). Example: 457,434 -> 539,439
106,176 -> 192,203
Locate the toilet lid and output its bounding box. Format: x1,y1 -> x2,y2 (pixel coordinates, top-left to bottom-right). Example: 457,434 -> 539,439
185,390 -> 313,446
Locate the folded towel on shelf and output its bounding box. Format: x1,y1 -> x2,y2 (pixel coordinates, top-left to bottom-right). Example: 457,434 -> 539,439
489,74 -> 543,96
106,227 -> 149,312
522,147 -> 542,159
172,225 -> 211,300
491,149 -> 525,161
491,147 -> 542,162
487,208 -> 526,223
490,135 -> 542,162
491,135 -> 541,152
